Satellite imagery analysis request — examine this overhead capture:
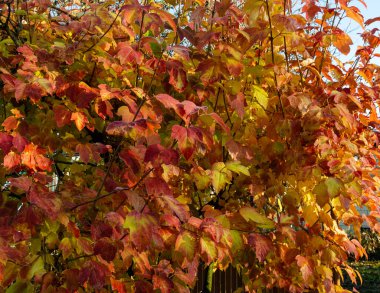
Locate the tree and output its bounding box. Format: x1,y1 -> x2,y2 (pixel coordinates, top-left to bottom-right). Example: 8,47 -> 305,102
0,0 -> 379,292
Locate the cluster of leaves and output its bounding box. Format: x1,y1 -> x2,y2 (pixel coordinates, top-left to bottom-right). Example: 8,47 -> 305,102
0,0 -> 380,292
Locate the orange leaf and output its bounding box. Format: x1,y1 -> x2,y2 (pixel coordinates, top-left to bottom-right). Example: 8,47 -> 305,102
21,143 -> 51,171
71,112 -> 89,131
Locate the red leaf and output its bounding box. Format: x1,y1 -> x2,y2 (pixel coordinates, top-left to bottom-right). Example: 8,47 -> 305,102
171,125 -> 202,160
17,45 -> 38,62
76,143 -> 103,164
152,274 -> 174,293
53,105 -> 72,128
365,17 -> 380,26
156,94 -> 206,124
145,177 -> 172,196
82,261 -> 111,290
161,195 -> 190,222
144,144 -> 179,166
302,0 -> 321,21
94,238 -> 117,262
63,269 -> 81,292
95,99 -> 114,120
207,112 -> 231,134
167,60 -> 187,92
160,214 -> 181,230
249,234 -> 273,262
21,143 -> 52,171
14,80 -> 27,102
57,82 -> 98,108
12,133 -> 28,152
27,185 -> 61,219
8,176 -> 33,191
155,93 -> 180,109
0,133 -> 13,154
117,42 -> 143,65
119,148 -> 141,173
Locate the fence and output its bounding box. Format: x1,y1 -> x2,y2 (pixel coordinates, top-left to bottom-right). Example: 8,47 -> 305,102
191,264 -> 291,293
192,264 -> 243,293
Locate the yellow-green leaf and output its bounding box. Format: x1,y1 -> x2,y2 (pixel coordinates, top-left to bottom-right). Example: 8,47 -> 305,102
239,207 -> 275,229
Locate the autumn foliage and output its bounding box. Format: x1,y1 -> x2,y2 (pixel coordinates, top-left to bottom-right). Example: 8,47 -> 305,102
1,0 -> 380,292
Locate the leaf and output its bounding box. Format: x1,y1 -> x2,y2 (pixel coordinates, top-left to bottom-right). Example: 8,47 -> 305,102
28,186 -> 61,219
207,112 -> 231,134
296,255 -> 314,282
12,133 -> 28,152
249,234 -> 273,262
123,212 -> 158,250
211,162 -> 232,194
152,8 -> 177,34
341,5 -> 364,28
313,182 -> 329,207
8,176 -> 33,191
325,177 -> 342,197
303,205 -> 319,226
71,112 -> 89,131
21,143 -> 52,171
332,29 -> 353,55
83,261 -> 111,290
161,195 -> 190,222
200,237 -> 217,265
156,94 -> 207,125
171,125 -> 201,160
94,238 -> 117,262
4,151 -> 21,169
53,105 -> 72,128
174,231 -> 196,265
252,85 -> 268,108
225,161 -> 250,176
26,256 -> 46,280
152,275 -> 174,293
0,133 -> 13,154
76,143 -> 103,164
365,16 -> 380,26
239,207 -> 275,229
2,116 -> 18,131
167,60 -> 187,92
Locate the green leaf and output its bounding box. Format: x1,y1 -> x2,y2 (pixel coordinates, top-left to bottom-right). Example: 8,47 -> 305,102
225,161 -> 250,176
314,182 -> 329,207
174,231 -> 196,263
239,207 -> 275,229
252,85 -> 268,108
6,281 -> 32,293
211,162 -> 232,194
325,177 -> 342,197
27,256 -> 46,280
200,237 -> 217,265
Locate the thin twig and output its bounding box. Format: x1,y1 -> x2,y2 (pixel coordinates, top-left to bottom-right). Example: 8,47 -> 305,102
132,51 -> 164,121
49,5 -> 79,20
83,10 -> 121,53
265,0 -> 285,118
71,168 -> 154,210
